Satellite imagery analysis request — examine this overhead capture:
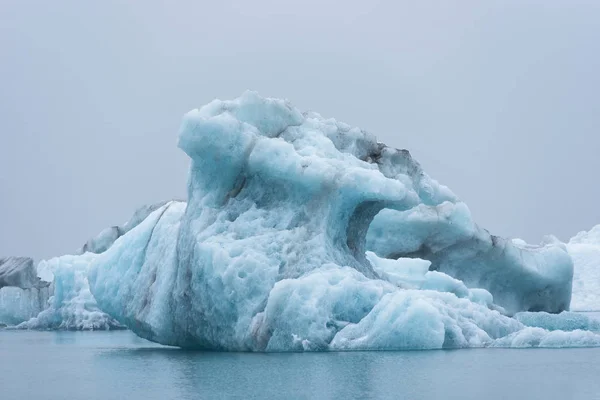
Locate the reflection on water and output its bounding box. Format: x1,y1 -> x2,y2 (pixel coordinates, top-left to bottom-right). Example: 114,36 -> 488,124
1,330 -> 600,400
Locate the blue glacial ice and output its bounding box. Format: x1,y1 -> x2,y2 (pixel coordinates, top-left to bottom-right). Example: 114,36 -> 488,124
14,253 -> 123,330
81,91 -> 600,350
0,203 -> 172,329
0,254 -> 123,330
514,311 -> 600,332
0,286 -> 50,326
367,205 -> 573,314
1,91 -> 598,347
0,257 -> 50,325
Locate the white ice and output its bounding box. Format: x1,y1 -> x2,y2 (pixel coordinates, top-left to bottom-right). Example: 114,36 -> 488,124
566,225 -> 600,311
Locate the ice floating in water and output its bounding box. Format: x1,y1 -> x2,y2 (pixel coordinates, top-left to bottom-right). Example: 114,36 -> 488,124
0,203 -> 171,330
2,92 -> 598,348
566,225 -> 600,311
0,253 -> 121,330
15,253 -> 123,330
0,257 -> 50,325
85,91 -> 599,350
0,286 -> 49,326
0,257 -> 48,290
491,327 -> 600,348
514,311 -> 600,332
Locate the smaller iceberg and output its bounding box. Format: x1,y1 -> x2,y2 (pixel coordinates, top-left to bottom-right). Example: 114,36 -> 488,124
0,286 -> 50,326
566,225 -> 600,311
0,257 -> 48,289
0,202 -> 174,330
15,253 -> 122,330
0,257 -> 50,325
514,311 -> 600,332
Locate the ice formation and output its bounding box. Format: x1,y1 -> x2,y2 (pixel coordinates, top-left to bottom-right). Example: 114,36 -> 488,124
14,253 -> 123,330
0,253 -> 122,330
0,203 -> 171,329
0,286 -> 49,326
566,225 -> 600,311
3,92 -> 598,349
0,257 -> 47,289
514,311 -> 600,332
0,257 -> 50,326
367,207 -> 573,314
85,92 -> 599,350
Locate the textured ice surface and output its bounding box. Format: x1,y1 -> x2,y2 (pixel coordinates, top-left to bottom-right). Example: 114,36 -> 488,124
515,311 -> 600,332
0,253 -> 121,330
16,253 -> 122,330
367,204 -> 573,314
490,327 -> 600,348
0,257 -> 48,290
366,252 -> 497,309
0,287 -> 49,325
0,203 -> 171,330
86,92 -> 593,350
77,201 -> 173,255
0,257 -> 51,325
566,225 -> 600,311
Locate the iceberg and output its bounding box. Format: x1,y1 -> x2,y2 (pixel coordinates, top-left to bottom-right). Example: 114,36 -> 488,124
0,287 -> 50,326
0,257 -> 50,325
514,311 -> 600,332
0,253 -> 122,330
0,257 -> 48,290
0,203 -> 173,330
566,225 -> 600,311
85,91 -> 595,350
3,91 -> 597,349
14,253 -> 123,330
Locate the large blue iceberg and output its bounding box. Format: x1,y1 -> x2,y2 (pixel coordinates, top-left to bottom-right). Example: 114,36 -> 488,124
83,92 -> 594,350
1,92 -> 599,350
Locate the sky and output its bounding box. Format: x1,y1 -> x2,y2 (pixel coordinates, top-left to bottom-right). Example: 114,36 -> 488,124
1,0 -> 599,260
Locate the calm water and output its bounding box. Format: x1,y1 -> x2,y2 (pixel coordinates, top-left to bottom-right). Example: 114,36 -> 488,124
1,330 -> 599,400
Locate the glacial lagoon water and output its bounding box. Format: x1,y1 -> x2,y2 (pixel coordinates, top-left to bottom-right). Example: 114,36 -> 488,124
2,326 -> 600,400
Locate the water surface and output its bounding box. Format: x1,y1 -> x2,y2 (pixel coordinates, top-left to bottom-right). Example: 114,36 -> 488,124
1,330 -> 599,399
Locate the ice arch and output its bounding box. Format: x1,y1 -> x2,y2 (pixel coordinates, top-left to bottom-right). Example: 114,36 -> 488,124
366,203 -> 573,314
344,200 -> 410,276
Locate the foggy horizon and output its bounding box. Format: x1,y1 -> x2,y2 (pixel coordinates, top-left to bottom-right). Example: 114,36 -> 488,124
2,1 -> 599,260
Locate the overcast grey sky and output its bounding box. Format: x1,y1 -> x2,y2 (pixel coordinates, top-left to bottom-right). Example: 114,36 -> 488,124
1,0 -> 599,260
